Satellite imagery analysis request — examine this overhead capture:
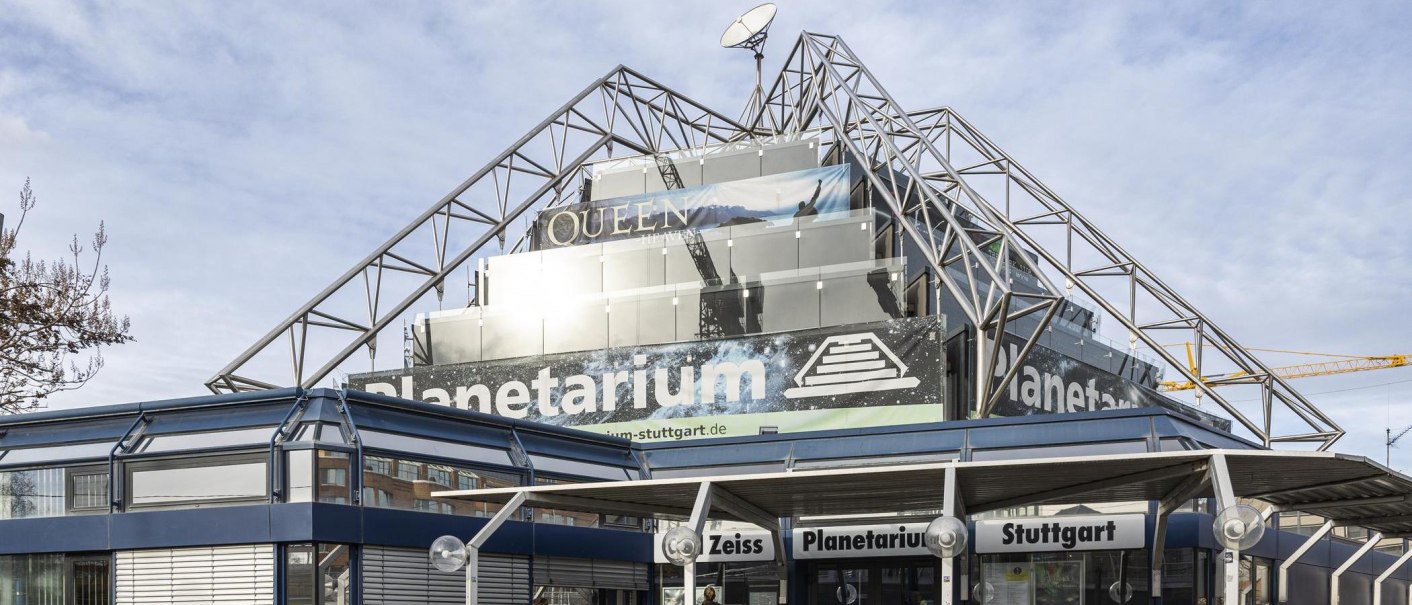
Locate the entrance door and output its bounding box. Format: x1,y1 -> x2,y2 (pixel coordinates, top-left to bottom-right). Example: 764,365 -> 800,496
809,559 -> 938,605
66,556 -> 110,605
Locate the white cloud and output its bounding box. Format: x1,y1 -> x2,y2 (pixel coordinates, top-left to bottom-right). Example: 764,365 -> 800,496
2,1 -> 1410,462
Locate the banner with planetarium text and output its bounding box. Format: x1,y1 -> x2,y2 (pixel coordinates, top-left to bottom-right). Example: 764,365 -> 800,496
350,317 -> 946,442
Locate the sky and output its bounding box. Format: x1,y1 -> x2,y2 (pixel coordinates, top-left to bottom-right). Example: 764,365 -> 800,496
2,2 -> 1411,464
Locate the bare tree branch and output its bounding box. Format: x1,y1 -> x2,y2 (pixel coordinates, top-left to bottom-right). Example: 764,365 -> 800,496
1,178 -> 133,413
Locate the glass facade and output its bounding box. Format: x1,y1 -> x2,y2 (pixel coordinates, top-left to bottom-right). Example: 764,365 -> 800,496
0,466 -> 108,519
0,554 -> 65,605
974,550 -> 1148,605
361,454 -> 520,516
418,210 -> 901,366
0,468 -> 64,519
661,561 -> 779,605
126,454 -> 268,508
286,543 -> 352,605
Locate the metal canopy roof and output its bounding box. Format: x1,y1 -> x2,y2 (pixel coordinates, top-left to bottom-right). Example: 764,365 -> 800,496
435,449 -> 1412,535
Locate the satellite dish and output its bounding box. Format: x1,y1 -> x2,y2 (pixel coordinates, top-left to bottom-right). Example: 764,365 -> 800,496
1212,504 -> 1266,550
429,535 -> 469,572
720,3 -> 777,51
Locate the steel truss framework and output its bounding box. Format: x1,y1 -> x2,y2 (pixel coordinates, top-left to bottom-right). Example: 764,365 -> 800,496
208,33 -> 1343,449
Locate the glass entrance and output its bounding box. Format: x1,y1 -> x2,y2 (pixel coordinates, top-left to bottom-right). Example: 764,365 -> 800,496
975,551 -> 1148,605
808,558 -> 939,605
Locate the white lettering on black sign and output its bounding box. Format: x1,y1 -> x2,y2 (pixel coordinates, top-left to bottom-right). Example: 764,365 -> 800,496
974,515 -> 1145,554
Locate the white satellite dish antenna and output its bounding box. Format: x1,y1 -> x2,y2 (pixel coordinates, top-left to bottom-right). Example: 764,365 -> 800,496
720,3 -> 777,125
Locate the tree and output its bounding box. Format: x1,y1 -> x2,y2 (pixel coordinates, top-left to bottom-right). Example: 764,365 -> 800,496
0,178 -> 132,413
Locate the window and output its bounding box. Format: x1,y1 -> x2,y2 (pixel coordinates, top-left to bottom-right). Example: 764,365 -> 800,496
0,554 -> 65,604
363,455 -> 519,516
287,450 -> 314,502
534,477 -> 601,528
286,543 -> 352,605
362,488 -> 392,507
365,458 -> 391,475
426,465 -> 452,487
68,469 -> 108,512
0,467 -> 64,519
135,426 -> 276,454
316,451 -> 350,503
413,499 -> 453,514
126,454 -> 268,508
0,466 -> 109,518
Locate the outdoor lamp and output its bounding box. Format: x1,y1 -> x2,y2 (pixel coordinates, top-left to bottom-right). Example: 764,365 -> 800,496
1212,504 -> 1266,550
923,516 -> 968,558
661,526 -> 704,566
429,535 -> 469,572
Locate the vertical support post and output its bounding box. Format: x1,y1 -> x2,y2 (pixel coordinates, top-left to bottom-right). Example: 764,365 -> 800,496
1332,532 -> 1384,605
684,482 -> 716,605
1278,521 -> 1333,603
1151,511 -> 1167,605
464,491 -> 528,605
1372,545 -> 1412,605
942,465 -> 959,605
773,527 -> 789,605
1208,455 -> 1240,605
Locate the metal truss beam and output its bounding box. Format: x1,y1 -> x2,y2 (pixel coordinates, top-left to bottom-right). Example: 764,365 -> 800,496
212,30 -> 1345,452
756,32 -> 1342,448
208,66 -> 754,393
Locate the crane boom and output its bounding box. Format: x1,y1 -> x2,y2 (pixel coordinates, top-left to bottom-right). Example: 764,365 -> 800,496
1159,352 -> 1408,392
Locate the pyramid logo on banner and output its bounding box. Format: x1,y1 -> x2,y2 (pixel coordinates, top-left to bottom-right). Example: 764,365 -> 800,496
783,332 -> 920,398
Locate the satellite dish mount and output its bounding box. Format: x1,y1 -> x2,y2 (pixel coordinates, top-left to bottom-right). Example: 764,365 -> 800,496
721,3 -> 777,125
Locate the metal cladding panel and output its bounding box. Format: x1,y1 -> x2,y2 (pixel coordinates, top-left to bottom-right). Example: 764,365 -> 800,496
362,546 -> 529,605
593,169 -> 647,201
114,544 -> 275,605
1340,572 -> 1375,605
1382,579 -> 1410,605
533,555 -> 648,590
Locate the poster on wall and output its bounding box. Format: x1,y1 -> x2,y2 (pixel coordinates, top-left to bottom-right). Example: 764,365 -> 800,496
351,317 -> 944,442
534,165 -> 853,249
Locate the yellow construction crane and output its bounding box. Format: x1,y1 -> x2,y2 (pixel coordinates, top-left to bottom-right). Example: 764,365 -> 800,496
1158,343 -> 1409,392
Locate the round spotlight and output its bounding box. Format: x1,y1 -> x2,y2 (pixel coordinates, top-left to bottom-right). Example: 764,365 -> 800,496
1212,504 -> 1266,551
661,526 -> 704,566
923,516 -> 968,559
971,581 -> 996,604
429,535 -> 468,573
1108,581 -> 1133,603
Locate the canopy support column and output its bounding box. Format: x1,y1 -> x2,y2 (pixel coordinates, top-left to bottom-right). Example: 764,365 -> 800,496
1153,467 -> 1211,605
1372,546 -> 1412,605
1278,520 -> 1333,602
1210,454 -> 1241,605
942,465 -> 959,605
702,482 -> 789,604
685,482 -> 717,605
1332,532 -> 1384,605
465,491 -> 527,605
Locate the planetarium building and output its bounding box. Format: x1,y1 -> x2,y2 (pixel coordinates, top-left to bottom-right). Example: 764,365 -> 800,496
1,19 -> 1407,605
